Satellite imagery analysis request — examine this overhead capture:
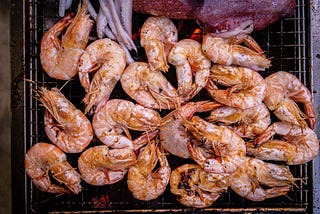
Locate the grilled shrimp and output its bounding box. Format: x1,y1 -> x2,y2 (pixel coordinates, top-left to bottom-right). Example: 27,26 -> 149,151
40,3 -> 93,80
120,62 -> 181,109
229,156 -> 296,201
37,87 -> 93,153
206,65 -> 267,109
247,122 -> 319,165
185,116 -> 246,175
127,142 -> 171,201
170,164 -> 228,208
25,142 -> 82,194
207,103 -> 271,138
140,16 -> 178,72
168,39 -> 211,101
78,145 -> 137,186
78,38 -> 126,114
202,33 -> 271,71
264,71 -> 315,129
160,101 -> 222,158
92,99 -> 161,148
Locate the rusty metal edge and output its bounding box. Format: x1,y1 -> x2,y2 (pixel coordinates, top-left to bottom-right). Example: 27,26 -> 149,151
310,0 -> 320,213
10,0 -> 27,213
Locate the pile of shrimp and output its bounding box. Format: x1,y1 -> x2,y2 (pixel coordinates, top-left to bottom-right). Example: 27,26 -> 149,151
25,0 -> 318,209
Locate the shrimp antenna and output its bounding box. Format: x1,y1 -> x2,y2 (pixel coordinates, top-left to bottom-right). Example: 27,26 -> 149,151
59,78 -> 73,91
283,194 -> 293,202
39,193 -> 67,204
25,78 -> 37,85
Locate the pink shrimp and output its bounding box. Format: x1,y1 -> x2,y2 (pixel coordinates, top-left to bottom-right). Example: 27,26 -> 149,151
40,3 -> 93,80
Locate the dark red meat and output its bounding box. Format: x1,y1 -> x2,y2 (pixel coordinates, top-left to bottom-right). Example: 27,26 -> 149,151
133,0 -> 296,32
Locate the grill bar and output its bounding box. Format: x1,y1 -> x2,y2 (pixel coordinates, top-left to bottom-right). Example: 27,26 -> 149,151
10,0 -> 320,213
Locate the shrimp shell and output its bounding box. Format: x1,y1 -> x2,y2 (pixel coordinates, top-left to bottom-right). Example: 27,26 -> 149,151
207,103 -> 271,138
247,122 -> 319,165
78,145 -> 137,186
264,71 -> 315,129
78,38 -> 127,114
120,62 -> 181,109
92,99 -> 161,147
185,116 -> 246,175
25,142 -> 82,194
229,156 -> 296,201
160,101 -> 222,158
168,39 -> 211,101
202,33 -> 271,71
127,142 -> 171,201
38,87 -> 93,153
140,16 -> 178,72
170,164 -> 228,208
206,65 -> 267,109
40,3 -> 93,80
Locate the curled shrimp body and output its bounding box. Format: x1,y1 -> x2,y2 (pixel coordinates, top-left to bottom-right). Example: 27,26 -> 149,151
168,39 -> 211,101
264,71 -> 315,129
38,87 -> 93,153
78,145 -> 137,186
206,65 -> 267,109
92,99 -> 161,148
160,101 -> 222,159
25,142 -> 82,194
140,16 -> 178,72
170,164 -> 228,208
246,122 -> 319,165
202,33 -> 271,71
185,116 -> 246,175
207,103 -> 271,138
40,3 -> 93,80
78,38 -> 126,114
229,157 -> 296,201
127,142 -> 171,201
120,62 -> 181,109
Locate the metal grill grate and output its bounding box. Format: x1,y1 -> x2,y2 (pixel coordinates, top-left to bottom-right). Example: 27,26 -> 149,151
24,0 -> 314,213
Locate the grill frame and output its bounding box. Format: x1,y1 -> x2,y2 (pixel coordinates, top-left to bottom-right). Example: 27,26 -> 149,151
10,0 -> 320,213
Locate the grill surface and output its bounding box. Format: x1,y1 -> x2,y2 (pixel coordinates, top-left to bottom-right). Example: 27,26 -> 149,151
11,0 -> 320,213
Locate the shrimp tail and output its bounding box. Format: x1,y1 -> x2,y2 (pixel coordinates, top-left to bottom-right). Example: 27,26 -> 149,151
305,102 -> 316,129
195,100 -> 223,112
232,46 -> 271,71
264,186 -> 291,200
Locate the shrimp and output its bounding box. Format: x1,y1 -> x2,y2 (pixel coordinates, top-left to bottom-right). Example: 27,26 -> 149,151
170,164 -> 228,208
168,39 -> 211,101
160,101 -> 222,159
25,142 -> 82,194
206,103 -> 271,138
246,122 -> 319,165
202,33 -> 271,71
78,145 -> 137,186
184,116 -> 246,175
120,62 -> 181,109
140,16 -> 178,72
78,38 -> 126,114
92,99 -> 161,148
37,87 -> 93,153
206,65 -> 267,109
40,3 -> 93,80
127,142 -> 171,201
229,156 -> 296,201
264,71 -> 315,129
